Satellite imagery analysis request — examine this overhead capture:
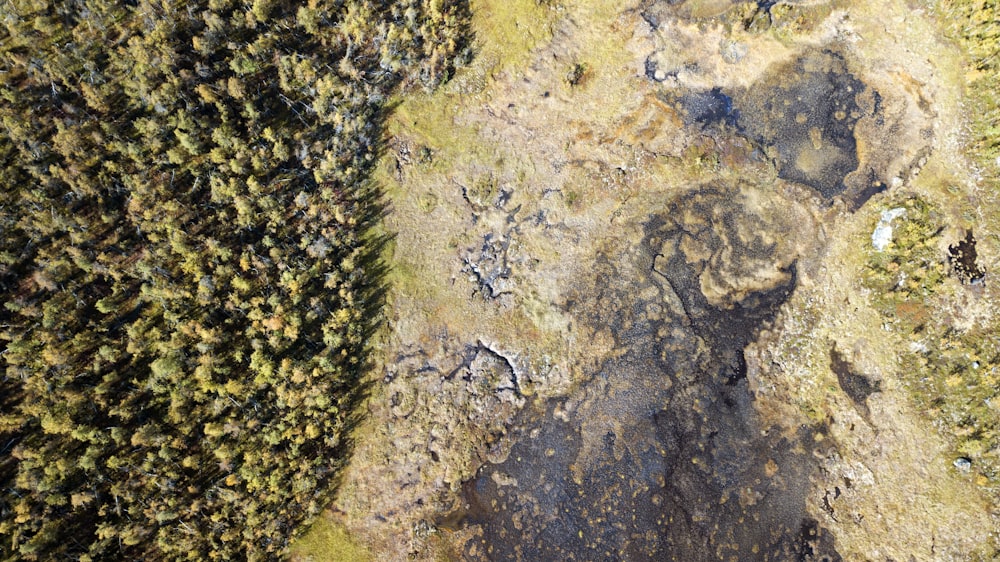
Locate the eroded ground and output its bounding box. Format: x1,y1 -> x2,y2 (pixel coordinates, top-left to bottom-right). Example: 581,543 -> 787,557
293,1 -> 1000,560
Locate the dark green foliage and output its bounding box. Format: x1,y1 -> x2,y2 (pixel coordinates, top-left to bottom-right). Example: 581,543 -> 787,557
0,0 -> 468,560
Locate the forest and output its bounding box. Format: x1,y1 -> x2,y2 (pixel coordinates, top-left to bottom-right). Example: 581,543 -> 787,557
0,0 -> 468,559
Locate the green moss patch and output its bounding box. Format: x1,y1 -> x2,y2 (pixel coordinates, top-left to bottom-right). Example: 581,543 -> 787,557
903,328 -> 1000,488
863,196 -> 1000,493
290,517 -> 371,562
935,0 -> 1000,179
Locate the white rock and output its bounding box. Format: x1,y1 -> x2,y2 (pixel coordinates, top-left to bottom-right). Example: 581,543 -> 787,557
872,207 -> 907,251
720,40 -> 748,64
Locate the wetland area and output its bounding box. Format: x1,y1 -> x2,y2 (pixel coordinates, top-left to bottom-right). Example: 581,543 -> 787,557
294,1 -> 1000,560
3,1 -> 998,560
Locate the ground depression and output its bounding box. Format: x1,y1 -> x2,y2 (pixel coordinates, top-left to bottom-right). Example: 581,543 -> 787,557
456,183 -> 841,561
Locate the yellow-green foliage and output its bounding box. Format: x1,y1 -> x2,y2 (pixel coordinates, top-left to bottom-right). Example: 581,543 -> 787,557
469,0 -> 554,70
936,0 -> 1000,176
902,329 -> 1000,487
863,197 -> 947,309
864,196 -> 1000,491
916,0 -> 1000,494
722,1 -> 833,37
0,0 -> 468,560
289,517 -> 372,562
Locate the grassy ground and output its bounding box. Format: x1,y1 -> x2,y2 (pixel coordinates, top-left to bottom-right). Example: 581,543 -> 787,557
286,1 -> 561,557
289,516 -> 372,562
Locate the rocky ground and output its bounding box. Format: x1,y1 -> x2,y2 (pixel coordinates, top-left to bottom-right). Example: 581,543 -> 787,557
292,1 -> 1000,560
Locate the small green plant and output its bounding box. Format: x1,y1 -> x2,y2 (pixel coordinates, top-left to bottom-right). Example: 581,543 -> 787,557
862,197 -> 946,314
566,62 -> 589,87
901,329 -> 1000,489
864,196 -> 1000,492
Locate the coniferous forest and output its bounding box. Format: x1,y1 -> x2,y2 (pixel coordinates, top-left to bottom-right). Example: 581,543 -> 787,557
0,0 -> 467,559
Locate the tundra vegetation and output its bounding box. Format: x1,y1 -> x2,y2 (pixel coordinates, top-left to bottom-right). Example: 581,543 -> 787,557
3,0 -> 1000,560
936,0 -> 1000,179
0,0 -> 467,559
863,196 -> 1000,490
866,0 -> 1000,496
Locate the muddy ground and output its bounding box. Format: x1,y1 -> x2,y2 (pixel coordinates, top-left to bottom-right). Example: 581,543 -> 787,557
293,1 -> 1000,560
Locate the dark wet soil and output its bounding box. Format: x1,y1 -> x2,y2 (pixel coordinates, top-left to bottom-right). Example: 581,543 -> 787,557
830,346 -> 880,422
453,187 -> 841,561
949,230 -> 986,284
681,88 -> 740,129
735,50 -> 866,200
449,35 -> 886,562
669,48 -> 879,207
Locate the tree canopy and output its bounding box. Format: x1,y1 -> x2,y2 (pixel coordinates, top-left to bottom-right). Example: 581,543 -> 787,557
0,0 -> 468,559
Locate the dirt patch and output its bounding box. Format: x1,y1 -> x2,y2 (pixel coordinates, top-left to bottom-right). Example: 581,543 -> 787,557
829,346 -> 881,422
949,229 -> 986,284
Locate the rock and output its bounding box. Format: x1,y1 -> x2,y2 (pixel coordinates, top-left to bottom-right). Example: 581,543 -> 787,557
720,39 -> 747,63
954,457 -> 973,472
871,207 -> 906,251
463,233 -> 516,302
